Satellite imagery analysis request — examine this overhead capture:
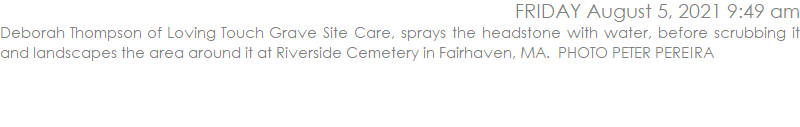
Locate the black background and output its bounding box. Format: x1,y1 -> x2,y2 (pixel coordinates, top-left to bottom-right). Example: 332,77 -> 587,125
0,1 -> 798,123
